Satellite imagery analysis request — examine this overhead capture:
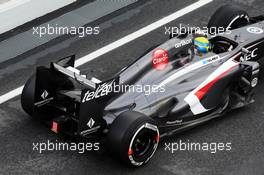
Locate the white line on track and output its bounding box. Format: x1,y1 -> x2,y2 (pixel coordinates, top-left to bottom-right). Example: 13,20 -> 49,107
0,0 -> 213,105
0,0 -> 30,13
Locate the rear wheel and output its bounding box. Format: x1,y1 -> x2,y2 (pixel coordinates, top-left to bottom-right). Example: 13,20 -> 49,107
21,75 -> 35,116
107,111 -> 160,167
208,5 -> 249,34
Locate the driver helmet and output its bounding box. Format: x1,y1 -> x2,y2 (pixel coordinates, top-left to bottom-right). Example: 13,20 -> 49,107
194,37 -> 210,55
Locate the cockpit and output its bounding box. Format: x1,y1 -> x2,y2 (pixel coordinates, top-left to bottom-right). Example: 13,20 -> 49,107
172,36 -> 238,68
210,36 -> 238,54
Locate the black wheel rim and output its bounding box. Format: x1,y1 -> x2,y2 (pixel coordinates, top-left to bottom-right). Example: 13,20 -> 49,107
131,128 -> 157,159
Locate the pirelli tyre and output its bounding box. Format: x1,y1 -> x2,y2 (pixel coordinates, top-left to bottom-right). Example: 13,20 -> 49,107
208,5 -> 249,34
107,111 -> 160,167
21,75 -> 35,116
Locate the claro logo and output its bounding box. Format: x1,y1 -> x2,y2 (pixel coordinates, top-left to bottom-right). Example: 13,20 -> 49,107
152,48 -> 169,70
82,80 -> 114,103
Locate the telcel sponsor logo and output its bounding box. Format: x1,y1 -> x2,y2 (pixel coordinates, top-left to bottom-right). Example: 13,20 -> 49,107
152,48 -> 169,70
175,38 -> 192,48
82,80 -> 114,103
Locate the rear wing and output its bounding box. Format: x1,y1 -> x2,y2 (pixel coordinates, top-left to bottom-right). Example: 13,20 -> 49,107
32,55 -> 119,137
51,55 -> 101,90
33,55 -> 102,108
52,62 -> 96,90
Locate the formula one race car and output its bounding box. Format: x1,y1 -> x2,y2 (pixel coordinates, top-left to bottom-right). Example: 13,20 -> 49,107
21,5 -> 264,166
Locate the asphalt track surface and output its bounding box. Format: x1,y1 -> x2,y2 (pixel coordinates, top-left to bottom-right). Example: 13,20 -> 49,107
0,0 -> 264,174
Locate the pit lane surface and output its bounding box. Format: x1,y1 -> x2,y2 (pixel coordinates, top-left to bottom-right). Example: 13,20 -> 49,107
0,0 -> 264,174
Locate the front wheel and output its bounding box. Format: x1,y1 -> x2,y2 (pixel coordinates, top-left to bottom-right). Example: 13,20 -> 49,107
107,111 -> 160,167
208,5 -> 249,34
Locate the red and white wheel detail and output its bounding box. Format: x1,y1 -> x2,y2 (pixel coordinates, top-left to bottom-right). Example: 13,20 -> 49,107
127,123 -> 160,166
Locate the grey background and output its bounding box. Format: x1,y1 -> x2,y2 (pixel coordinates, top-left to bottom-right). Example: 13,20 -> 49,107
0,0 -> 264,174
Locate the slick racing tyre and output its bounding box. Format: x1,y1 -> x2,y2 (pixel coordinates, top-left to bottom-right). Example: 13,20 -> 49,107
208,5 -> 249,34
107,111 -> 160,167
21,75 -> 35,116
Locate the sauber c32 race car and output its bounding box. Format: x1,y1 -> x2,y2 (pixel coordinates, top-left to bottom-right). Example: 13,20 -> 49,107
21,5 -> 264,166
